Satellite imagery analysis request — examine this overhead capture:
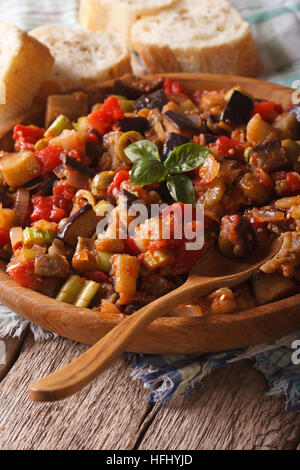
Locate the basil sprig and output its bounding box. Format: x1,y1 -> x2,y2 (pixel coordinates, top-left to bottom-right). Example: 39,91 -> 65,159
124,140 -> 210,205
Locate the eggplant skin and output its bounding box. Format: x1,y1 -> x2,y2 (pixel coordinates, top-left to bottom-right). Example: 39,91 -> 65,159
163,110 -> 199,130
221,90 -> 254,126
57,204 -> 98,247
134,89 -> 168,111
118,117 -> 150,133
162,133 -> 189,161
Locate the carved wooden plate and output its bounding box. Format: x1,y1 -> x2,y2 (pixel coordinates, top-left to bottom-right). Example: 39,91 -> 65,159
0,73 -> 299,354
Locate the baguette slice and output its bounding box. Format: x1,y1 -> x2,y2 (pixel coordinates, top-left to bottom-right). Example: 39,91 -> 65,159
0,22 -> 54,126
30,25 -> 132,93
131,0 -> 263,77
79,0 -> 179,42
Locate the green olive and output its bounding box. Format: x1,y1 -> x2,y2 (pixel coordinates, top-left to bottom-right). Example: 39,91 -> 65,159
218,215 -> 256,259
91,171 -> 115,194
282,139 -> 300,165
116,131 -> 144,163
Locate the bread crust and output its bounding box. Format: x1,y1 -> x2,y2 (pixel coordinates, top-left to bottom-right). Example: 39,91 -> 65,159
132,25 -> 263,77
0,23 -> 54,125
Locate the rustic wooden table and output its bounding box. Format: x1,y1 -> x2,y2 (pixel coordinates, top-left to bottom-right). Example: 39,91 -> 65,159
0,329 -> 299,450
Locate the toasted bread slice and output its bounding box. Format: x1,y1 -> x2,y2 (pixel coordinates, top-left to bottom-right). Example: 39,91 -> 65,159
0,22 -> 54,125
79,0 -> 179,42
131,0 -> 263,77
30,25 -> 132,92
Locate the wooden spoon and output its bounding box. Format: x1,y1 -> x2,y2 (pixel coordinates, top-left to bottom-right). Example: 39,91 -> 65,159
29,239 -> 281,402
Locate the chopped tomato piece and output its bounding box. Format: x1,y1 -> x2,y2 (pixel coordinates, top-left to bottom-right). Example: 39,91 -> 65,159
255,168 -> 274,193
163,77 -> 186,95
107,170 -> 130,195
31,196 -> 66,223
88,96 -> 124,135
0,229 -> 10,248
8,259 -> 40,290
13,125 -> 45,151
53,182 -> 75,212
35,145 -> 62,174
286,172 -> 300,194
215,136 -> 243,159
253,101 -> 283,122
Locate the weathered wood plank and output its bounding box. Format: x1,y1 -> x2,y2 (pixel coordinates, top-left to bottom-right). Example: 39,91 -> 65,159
0,329 -> 28,381
138,361 -> 300,450
0,333 -> 150,450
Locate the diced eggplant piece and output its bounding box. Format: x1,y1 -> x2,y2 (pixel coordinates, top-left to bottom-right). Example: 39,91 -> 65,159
0,247 -> 10,261
290,104 -> 300,123
118,117 -> 149,133
0,187 -> 13,208
202,133 -> 219,144
34,254 -> 71,278
220,90 -> 254,126
134,89 -> 168,111
252,271 -> 297,305
114,76 -> 163,100
72,237 -> 98,273
86,141 -> 104,161
249,139 -> 288,172
45,92 -> 89,128
39,174 -> 58,196
162,132 -> 189,161
57,204 -> 98,247
38,277 -> 63,298
273,113 -> 299,140
63,155 -> 96,177
23,177 -> 42,190
163,110 -> 199,130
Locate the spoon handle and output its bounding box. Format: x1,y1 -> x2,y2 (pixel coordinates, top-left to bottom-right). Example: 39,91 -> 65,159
28,274 -> 248,402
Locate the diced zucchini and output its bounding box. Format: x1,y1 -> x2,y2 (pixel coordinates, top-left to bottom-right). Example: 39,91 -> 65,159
252,271 -> 296,305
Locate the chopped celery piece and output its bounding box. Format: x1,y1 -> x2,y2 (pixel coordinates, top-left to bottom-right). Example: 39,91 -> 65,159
94,200 -> 113,217
96,251 -> 113,273
73,116 -> 89,133
143,249 -> 173,270
56,275 -> 85,304
23,248 -> 38,261
110,95 -> 134,113
23,227 -> 55,247
44,114 -> 73,138
75,280 -> 100,308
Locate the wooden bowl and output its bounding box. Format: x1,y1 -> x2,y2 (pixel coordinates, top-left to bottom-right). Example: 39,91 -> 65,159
0,73 -> 299,355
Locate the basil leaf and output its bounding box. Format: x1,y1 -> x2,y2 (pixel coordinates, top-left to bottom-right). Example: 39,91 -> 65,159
167,174 -> 195,205
131,159 -> 167,185
124,139 -> 161,163
164,143 -> 210,173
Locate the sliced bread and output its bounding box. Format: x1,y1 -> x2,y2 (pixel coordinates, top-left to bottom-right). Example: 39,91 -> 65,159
79,0 -> 179,42
0,22 -> 54,126
131,0 -> 263,77
30,25 -> 132,92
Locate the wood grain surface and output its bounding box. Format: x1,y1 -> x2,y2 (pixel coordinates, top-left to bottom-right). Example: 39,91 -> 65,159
0,332 -> 299,450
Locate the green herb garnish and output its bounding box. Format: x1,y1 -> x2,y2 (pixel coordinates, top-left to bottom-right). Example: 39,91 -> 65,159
124,140 -> 210,204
